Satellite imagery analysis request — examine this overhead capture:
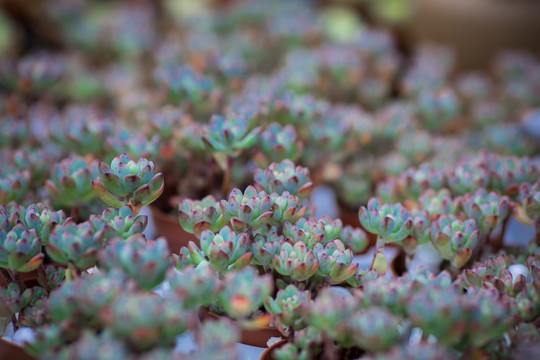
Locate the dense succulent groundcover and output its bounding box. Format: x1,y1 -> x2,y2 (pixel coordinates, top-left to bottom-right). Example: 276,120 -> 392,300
1,0 -> 540,359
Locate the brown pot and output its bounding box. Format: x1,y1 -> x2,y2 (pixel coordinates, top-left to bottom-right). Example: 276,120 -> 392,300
199,308 -> 283,348
259,339 -> 288,360
149,206 -> 199,254
408,0 -> 540,70
0,338 -> 35,360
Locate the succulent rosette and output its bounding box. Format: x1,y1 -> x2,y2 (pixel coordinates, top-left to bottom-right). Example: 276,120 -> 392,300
269,192 -> 308,226
461,188 -> 510,234
0,224 -> 43,272
219,186 -> 273,232
419,188 -> 457,216
92,154 -> 164,216
251,232 -> 282,267
339,225 -> 369,253
15,203 -> 66,245
102,292 -> 194,352
90,206 -> 147,239
271,241 -> 319,282
51,114 -> 113,156
0,283 -> 34,318
202,114 -> 261,157
46,219 -> 106,270
179,226 -> 252,273
45,156 -> 97,208
168,262 -> 223,309
99,235 -> 171,290
313,240 -> 358,284
429,215 -> 479,268
0,168 -> 30,205
258,123 -> 303,164
254,160 -> 313,200
264,284 -> 311,334
447,162 -> 490,195
218,267 -> 273,319
358,198 -> 414,243
282,218 -> 326,249
461,255 -> 526,297
489,155 -> 539,194
398,163 -> 446,199
178,195 -> 227,237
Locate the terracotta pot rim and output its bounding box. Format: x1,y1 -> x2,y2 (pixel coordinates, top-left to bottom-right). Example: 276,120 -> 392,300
149,205 -> 177,223
259,339 -> 288,360
0,337 -> 35,360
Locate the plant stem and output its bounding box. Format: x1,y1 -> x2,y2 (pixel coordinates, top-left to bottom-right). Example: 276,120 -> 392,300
222,155 -> 234,198
67,263 -> 80,280
8,270 -> 26,290
37,264 -> 48,294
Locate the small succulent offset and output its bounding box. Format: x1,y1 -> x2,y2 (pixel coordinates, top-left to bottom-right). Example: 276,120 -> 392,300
447,162 -> 490,195
90,205 -> 148,239
92,153 -> 164,216
217,267 -> 273,319
489,155 -> 539,195
0,224 -> 43,272
272,241 -> 319,282
6,203 -> 66,245
461,255 -> 526,297
45,156 -> 97,208
0,169 -> 30,205
358,198 -> 413,274
254,160 -> 313,200
178,195 -> 227,237
257,123 -> 303,165
269,192 -> 308,226
178,226 -> 252,273
202,114 -> 261,157
99,235 -> 172,290
429,215 -> 479,269
219,186 -> 273,233
264,284 -> 311,336
460,188 -> 510,235
313,240 -> 359,284
46,219 -> 106,272
168,262 -> 223,309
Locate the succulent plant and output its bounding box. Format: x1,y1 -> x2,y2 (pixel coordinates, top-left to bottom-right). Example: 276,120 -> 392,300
193,318 -> 240,360
92,154 -> 164,216
339,225 -> 369,254
219,186 -> 273,232
264,284 -> 311,335
45,156 -> 97,208
0,117 -> 29,148
0,169 -> 30,205
398,163 -> 446,199
99,235 -> 171,290
358,198 -> 413,274
0,224 -> 43,272
46,219 -> 106,271
90,206 -> 147,239
447,162 -> 490,195
168,262 -> 222,309
102,291 -> 194,352
429,215 -> 478,268
179,226 -> 252,273
0,283 -> 35,318
254,160 -> 313,200
272,241 -> 319,282
217,267 -> 273,319
489,155 -> 539,195
269,192 -> 308,226
250,231 -> 282,267
154,64 -> 214,105
51,113 -> 113,156
178,196 -> 227,237
419,188 -> 457,216
461,255 -> 526,297
257,123 -> 303,165
359,199 -> 414,243
202,114 -> 260,158
460,188 -> 510,234
313,240 -> 358,284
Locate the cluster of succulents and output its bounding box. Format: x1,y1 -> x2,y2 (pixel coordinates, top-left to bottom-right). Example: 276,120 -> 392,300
1,0 -> 539,358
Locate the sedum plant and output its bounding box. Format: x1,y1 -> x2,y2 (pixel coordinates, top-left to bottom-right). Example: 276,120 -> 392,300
92,154 -> 164,216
